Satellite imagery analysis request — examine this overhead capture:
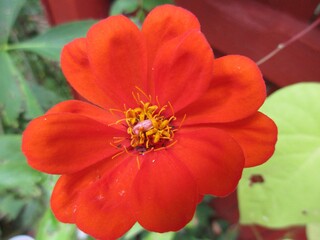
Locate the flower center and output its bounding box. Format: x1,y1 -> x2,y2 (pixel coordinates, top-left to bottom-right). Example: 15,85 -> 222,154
109,88 -> 183,158
125,101 -> 176,153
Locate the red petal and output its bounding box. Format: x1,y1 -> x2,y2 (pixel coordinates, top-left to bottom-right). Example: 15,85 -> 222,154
172,127 -> 244,196
75,156 -> 138,240
46,100 -> 121,125
86,16 -> 148,107
219,112 -> 277,167
22,113 -> 125,174
61,38 -> 116,108
178,55 -> 266,124
142,5 -> 200,68
131,151 -> 198,232
153,31 -> 213,111
51,156 -> 121,223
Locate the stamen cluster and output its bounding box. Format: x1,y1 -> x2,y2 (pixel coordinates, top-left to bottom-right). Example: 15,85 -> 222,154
125,102 -> 176,152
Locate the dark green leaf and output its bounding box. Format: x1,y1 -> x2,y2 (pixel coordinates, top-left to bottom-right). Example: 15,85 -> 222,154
142,0 -> 174,11
0,0 -> 26,45
0,161 -> 44,197
110,0 -> 139,15
0,52 -> 43,126
19,197 -> 48,232
0,194 -> 25,220
216,225 -> 238,240
0,133 -> 24,161
0,134 -> 47,233
195,202 -> 214,228
30,83 -> 64,110
0,135 -> 44,197
0,52 -> 23,126
9,20 -> 96,61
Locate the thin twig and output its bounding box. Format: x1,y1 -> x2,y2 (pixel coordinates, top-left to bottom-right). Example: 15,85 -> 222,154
0,121 -> 4,134
250,225 -> 264,240
256,17 -> 320,66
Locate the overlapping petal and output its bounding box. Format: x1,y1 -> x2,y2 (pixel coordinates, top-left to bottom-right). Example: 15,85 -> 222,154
46,100 -> 122,126
142,4 -> 200,70
75,156 -> 138,240
218,112 -> 277,167
172,127 -> 244,196
61,38 -> 116,108
152,30 -> 213,111
22,113 -> 124,174
51,156 -> 121,223
178,55 -> 266,124
86,15 -> 148,107
131,152 -> 198,232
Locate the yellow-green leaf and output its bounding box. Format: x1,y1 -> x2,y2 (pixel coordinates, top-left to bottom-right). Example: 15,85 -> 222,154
238,83 -> 320,228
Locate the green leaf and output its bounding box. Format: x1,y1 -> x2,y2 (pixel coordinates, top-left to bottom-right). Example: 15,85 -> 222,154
0,0 -> 26,45
0,194 -> 25,220
217,226 -> 238,240
142,0 -> 174,11
0,52 -> 43,126
30,83 -> 64,110
110,0 -> 139,15
121,223 -> 144,239
307,223 -> 320,240
0,52 -> 23,126
0,161 -> 44,197
35,209 -> 77,240
0,135 -> 44,197
8,20 -> 96,61
0,134 -> 24,161
143,231 -> 175,240
238,83 -> 320,228
19,196 -> 48,232
0,135 -> 47,231
195,201 -> 214,228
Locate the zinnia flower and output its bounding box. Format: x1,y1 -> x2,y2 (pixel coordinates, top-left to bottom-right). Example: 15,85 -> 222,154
22,4 -> 277,240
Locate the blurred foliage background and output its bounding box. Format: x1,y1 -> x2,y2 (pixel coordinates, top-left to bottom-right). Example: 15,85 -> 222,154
0,0 -> 74,238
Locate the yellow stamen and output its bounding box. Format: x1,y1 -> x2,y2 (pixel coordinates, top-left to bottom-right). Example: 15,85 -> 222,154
109,108 -> 123,114
178,114 -> 187,129
135,86 -> 152,102
111,150 -> 125,159
168,101 -> 175,116
136,156 -> 141,169
109,88 -> 181,155
124,101 -> 175,152
154,140 -> 178,152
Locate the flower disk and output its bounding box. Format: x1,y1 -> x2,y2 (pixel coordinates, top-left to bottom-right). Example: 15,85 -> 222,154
22,4 -> 277,240
122,93 -> 177,152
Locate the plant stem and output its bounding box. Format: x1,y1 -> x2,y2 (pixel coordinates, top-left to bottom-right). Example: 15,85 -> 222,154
250,225 -> 264,240
256,17 -> 320,66
0,121 -> 4,134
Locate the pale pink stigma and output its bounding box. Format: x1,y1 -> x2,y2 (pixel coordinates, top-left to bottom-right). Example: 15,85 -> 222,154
132,120 -> 153,135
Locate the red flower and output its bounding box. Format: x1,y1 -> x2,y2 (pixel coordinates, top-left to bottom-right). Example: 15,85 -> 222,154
22,5 -> 277,240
